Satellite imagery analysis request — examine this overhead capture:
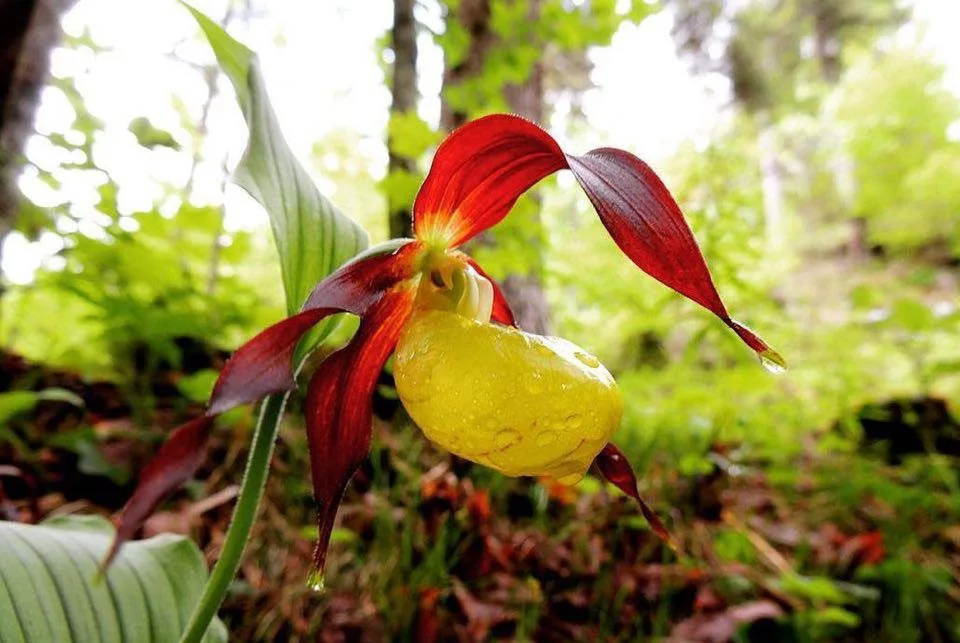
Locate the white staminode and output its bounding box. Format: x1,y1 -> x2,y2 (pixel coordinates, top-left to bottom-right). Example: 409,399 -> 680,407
454,265 -> 494,324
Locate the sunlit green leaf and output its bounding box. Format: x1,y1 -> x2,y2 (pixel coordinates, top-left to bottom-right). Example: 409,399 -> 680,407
185,4 -> 368,315
128,117 -> 181,151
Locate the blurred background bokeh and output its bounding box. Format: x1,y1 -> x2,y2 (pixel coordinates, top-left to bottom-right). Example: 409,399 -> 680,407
1,0 -> 959,640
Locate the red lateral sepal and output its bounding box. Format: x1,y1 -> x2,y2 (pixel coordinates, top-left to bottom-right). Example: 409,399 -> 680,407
103,415 -> 215,570
595,442 -> 672,547
304,285 -> 416,576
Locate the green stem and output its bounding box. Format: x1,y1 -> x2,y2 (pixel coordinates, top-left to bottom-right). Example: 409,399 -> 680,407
179,393 -> 287,643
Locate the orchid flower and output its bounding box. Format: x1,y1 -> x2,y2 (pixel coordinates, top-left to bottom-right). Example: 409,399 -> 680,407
106,114 -> 782,580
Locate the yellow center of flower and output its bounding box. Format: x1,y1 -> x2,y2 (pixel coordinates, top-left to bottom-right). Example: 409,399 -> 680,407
393,305 -> 622,484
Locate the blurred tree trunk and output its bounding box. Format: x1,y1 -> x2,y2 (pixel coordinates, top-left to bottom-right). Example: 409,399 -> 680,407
439,0 -> 491,132
757,118 -> 784,250
0,0 -> 73,269
387,0 -> 418,239
810,0 -> 842,84
441,0 -> 551,334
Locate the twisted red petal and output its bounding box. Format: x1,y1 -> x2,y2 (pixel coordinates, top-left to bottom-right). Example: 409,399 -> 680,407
103,415 -> 214,570
305,284 -> 416,576
565,149 -> 778,359
413,114 -> 778,360
460,256 -> 516,327
301,239 -> 423,313
595,443 -> 672,546
208,308 -> 336,415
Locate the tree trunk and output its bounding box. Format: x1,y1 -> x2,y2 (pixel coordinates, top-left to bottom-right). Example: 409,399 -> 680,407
810,0 -> 842,84
440,0 -> 492,131
441,0 -> 551,334
387,0 -> 419,239
757,117 -> 785,251
1,0 -> 74,260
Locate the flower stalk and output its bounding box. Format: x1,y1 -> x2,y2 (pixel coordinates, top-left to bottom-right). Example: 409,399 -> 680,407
179,392 -> 288,643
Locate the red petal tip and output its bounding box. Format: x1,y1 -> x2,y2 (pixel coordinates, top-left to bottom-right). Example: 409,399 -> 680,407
304,285 -> 416,577
103,415 -> 215,571
595,443 -> 673,547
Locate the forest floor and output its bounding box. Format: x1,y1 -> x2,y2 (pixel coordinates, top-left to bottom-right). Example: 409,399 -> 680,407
1,348 -> 959,642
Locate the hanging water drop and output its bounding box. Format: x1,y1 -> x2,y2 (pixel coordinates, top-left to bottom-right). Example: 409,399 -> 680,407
758,349 -> 786,375
307,569 -> 326,594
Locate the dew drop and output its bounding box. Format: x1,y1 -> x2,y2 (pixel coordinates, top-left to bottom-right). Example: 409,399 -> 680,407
536,430 -> 559,446
306,569 -> 326,594
533,343 -> 554,358
574,351 -> 600,368
758,350 -> 786,375
525,378 -> 542,395
494,429 -> 521,450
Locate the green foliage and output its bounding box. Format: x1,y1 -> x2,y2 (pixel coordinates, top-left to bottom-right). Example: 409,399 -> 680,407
128,117 -> 181,151
836,48 -> 960,253
386,111 -> 439,161
0,388 -> 83,428
0,515 -> 226,642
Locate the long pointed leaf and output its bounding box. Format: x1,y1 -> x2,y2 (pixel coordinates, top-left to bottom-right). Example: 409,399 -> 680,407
185,5 -> 368,315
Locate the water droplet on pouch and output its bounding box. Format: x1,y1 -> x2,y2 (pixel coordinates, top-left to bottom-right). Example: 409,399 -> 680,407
574,351 -> 600,368
494,429 -> 521,450
536,430 -> 559,446
534,343 -> 553,357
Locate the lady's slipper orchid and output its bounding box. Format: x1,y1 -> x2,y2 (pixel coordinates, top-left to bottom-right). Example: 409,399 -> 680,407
106,114 -> 782,579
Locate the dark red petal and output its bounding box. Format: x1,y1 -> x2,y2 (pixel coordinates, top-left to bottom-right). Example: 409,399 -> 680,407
594,443 -> 672,547
208,308 -> 335,415
460,256 -> 516,327
566,148 -> 781,362
209,240 -> 423,415
413,115 -> 566,247
304,285 -> 416,576
103,415 -> 215,570
301,239 -> 422,313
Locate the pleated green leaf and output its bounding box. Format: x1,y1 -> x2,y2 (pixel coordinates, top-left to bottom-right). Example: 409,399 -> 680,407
0,516 -> 226,643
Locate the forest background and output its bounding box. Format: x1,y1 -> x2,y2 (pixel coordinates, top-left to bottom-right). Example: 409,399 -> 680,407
1,0 -> 959,640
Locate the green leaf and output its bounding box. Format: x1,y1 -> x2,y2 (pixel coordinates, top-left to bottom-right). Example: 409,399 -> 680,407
46,427 -> 131,485
176,369 -> 220,404
0,388 -> 84,428
386,110 -> 439,160
184,4 -> 369,316
890,298 -> 934,332
128,117 -> 181,151
0,516 -> 227,642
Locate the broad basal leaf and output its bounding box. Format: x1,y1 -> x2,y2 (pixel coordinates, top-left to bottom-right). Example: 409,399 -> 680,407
185,5 -> 369,316
0,515 -> 226,642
